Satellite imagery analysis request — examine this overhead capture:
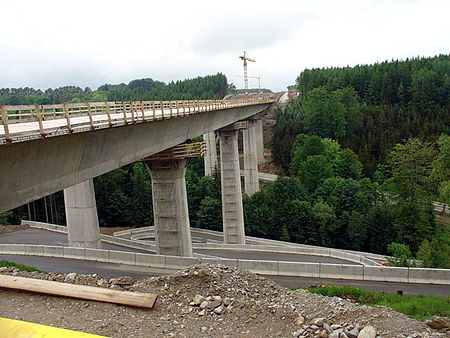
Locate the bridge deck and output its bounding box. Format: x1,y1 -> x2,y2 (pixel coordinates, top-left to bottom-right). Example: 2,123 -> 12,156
0,99 -> 273,144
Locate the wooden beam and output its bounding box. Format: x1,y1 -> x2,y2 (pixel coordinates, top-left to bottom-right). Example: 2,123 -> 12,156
0,275 -> 157,309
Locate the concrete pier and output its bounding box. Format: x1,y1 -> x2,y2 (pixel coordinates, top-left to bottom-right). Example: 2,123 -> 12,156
144,159 -> 193,257
63,179 -> 101,249
218,129 -> 246,244
255,118 -> 264,162
203,131 -> 218,176
243,120 -> 260,196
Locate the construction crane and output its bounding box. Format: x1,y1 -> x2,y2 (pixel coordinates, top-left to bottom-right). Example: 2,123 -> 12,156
239,51 -> 256,96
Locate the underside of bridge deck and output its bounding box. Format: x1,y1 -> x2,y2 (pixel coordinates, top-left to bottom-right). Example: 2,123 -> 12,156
0,104 -> 269,212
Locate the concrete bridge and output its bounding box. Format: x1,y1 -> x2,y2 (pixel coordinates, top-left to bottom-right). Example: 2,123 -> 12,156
0,98 -> 273,257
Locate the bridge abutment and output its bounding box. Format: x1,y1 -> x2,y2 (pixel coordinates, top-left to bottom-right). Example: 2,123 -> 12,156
143,159 -> 193,257
243,119 -> 260,196
63,179 -> 101,249
203,131 -> 218,176
218,128 -> 246,245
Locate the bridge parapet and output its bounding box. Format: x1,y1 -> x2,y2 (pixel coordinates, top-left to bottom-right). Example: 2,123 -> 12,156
0,98 -> 273,144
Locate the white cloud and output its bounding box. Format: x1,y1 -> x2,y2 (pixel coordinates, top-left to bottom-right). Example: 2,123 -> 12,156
0,0 -> 448,92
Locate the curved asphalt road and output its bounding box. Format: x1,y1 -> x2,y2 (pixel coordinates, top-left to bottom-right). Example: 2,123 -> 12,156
1,229 -> 449,296
0,254 -> 448,296
0,229 -> 360,265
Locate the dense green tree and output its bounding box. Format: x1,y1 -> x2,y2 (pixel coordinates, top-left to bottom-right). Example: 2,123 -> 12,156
298,155 -> 333,192
130,163 -> 152,227
0,73 -> 228,105
303,87 -> 346,140
333,148 -> 363,180
279,200 -> 314,244
386,138 -> 437,202
345,211 -> 367,251
432,134 -> 450,187
392,202 -> 435,253
312,202 -> 337,247
387,242 -> 413,267
284,54 -> 450,178
416,239 -> 433,268
196,196 -> 222,231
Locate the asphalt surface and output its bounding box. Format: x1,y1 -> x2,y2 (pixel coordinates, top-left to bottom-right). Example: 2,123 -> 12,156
0,228 -> 150,253
1,229 -> 449,296
127,230 -> 262,245
1,229 -> 359,265
0,254 -> 448,296
195,249 -> 360,265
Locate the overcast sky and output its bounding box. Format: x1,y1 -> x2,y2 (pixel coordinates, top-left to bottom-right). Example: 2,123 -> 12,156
1,0 -> 449,92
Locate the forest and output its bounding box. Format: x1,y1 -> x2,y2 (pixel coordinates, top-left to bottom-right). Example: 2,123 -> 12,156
1,56 -> 449,268
0,73 -> 228,105
270,54 -> 449,267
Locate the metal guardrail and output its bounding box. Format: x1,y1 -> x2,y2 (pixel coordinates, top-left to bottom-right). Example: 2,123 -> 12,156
0,98 -> 274,144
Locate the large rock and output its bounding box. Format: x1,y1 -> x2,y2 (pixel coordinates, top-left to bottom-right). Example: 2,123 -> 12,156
357,326 -> 376,338
192,294 -> 205,305
425,316 -> 450,331
311,317 -> 326,327
64,272 -> 77,283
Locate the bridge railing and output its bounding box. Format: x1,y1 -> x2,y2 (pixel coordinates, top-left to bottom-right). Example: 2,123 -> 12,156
0,98 -> 273,143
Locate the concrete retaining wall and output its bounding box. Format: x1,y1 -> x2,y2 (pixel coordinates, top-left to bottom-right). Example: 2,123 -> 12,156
22,220 -> 67,234
320,264 -> 364,280
238,259 -> 278,275
364,266 -> 409,283
21,220 -> 156,253
278,261 -> 320,277
23,221 -> 382,266
115,226 -> 385,262
0,244 -> 448,285
408,268 -> 449,285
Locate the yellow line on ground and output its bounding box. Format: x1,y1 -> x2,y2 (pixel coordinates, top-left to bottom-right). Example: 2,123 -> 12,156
0,317 -> 107,338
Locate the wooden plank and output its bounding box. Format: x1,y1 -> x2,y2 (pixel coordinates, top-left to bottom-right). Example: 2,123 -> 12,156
63,103 -> 73,133
160,101 -> 164,119
140,100 -> 145,121
122,102 -> 128,124
1,106 -> 11,142
34,105 -> 46,138
86,102 -> 95,130
105,102 -> 112,127
0,274 -> 157,309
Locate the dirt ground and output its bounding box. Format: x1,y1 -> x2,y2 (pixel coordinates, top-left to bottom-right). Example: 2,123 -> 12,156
0,224 -> 29,235
100,227 -> 134,236
0,264 -> 443,337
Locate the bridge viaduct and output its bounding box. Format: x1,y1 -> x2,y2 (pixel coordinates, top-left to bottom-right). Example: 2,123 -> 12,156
0,99 -> 273,257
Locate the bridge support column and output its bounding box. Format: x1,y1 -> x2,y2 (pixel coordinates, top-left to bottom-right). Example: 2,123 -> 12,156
243,120 -> 260,196
256,119 -> 264,163
203,131 -> 218,176
144,159 -> 193,257
218,129 -> 245,244
63,179 -> 101,249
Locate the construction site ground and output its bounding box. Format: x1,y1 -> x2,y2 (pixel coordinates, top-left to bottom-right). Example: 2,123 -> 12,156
0,265 -> 445,338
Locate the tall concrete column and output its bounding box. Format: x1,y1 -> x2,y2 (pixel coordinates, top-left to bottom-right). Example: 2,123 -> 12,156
218,129 -> 246,244
255,119 -> 264,163
243,120 -> 260,196
144,159 -> 193,257
203,131 -> 218,176
64,179 -> 101,249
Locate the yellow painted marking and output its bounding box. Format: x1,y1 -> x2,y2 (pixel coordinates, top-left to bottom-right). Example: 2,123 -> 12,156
0,317 -> 107,338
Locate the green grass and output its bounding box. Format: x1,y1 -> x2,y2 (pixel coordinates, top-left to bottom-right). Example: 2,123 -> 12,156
0,260 -> 43,273
303,285 -> 450,321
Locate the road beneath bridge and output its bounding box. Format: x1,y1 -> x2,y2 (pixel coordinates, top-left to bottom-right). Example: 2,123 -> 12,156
1,228 -> 449,295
